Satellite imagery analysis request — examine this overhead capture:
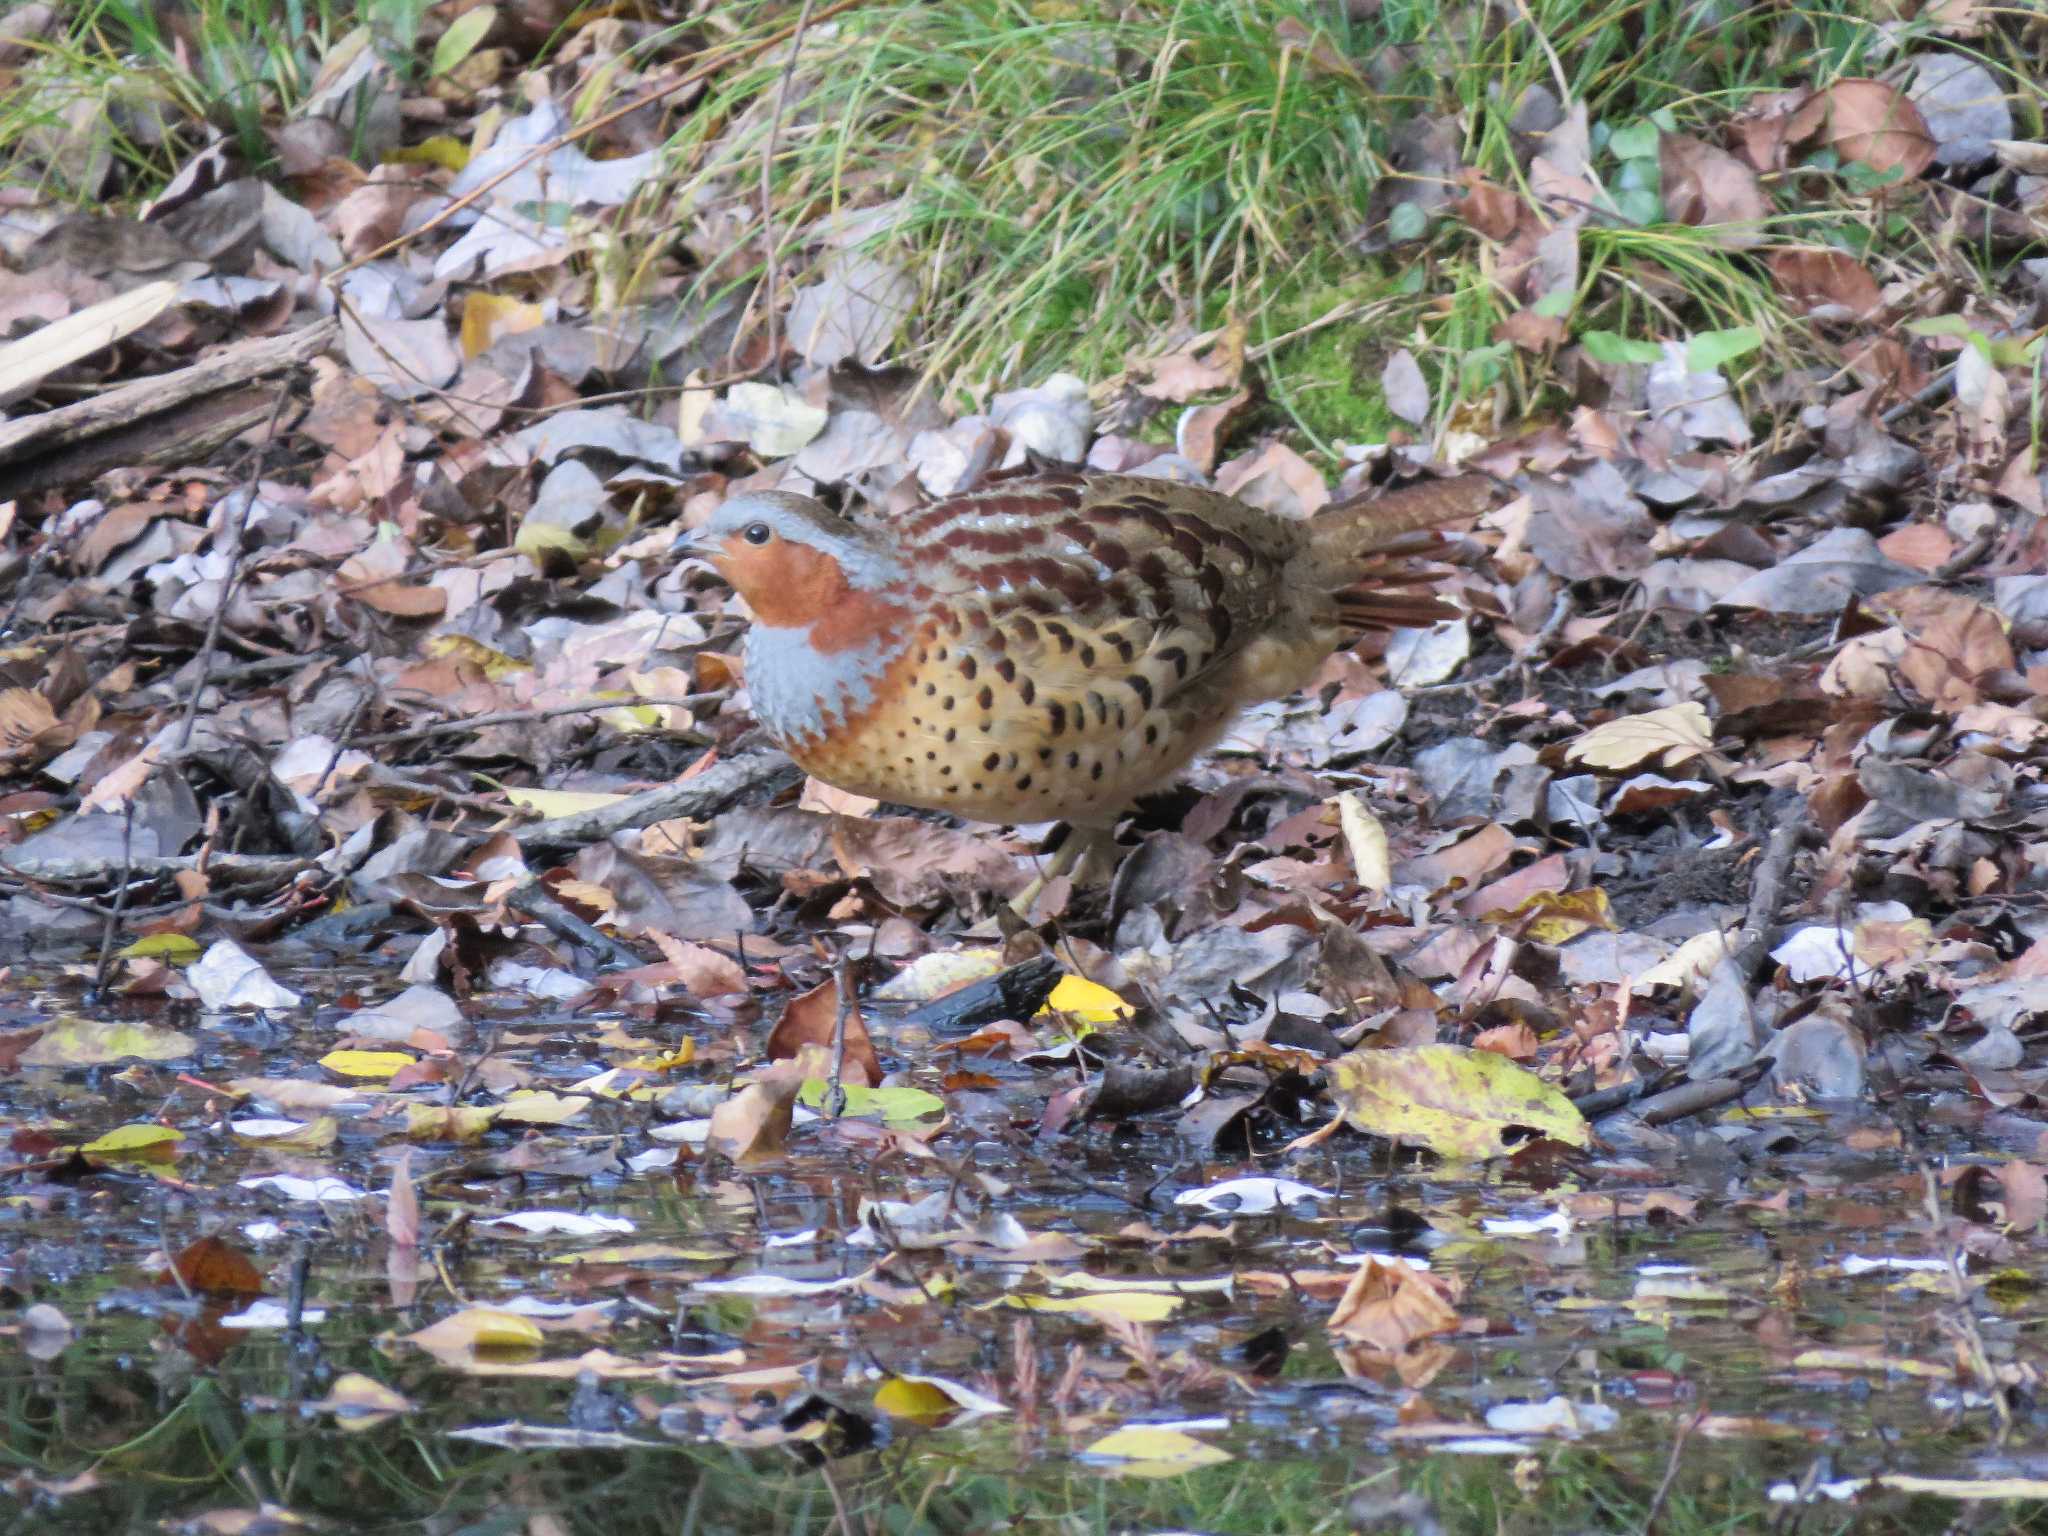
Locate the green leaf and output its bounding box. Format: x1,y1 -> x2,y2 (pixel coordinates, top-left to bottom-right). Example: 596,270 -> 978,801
798,1080 -> 945,1123
1532,286 -> 1575,319
430,5 -> 495,76
81,1123 -> 184,1160
1387,200 -> 1429,242
1608,120 -> 1661,161
1607,187 -> 1664,226
1686,326 -> 1763,373
1581,330 -> 1664,365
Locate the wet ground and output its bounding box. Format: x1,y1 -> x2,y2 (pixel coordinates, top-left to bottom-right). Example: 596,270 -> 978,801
4,973 -> 2046,1536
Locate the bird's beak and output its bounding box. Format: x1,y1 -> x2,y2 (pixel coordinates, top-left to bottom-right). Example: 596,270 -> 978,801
673,523 -> 718,560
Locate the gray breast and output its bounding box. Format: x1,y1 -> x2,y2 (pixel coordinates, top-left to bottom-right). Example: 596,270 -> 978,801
743,624 -> 895,747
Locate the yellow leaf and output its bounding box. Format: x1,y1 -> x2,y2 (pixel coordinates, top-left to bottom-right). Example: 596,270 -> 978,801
873,1378 -> 956,1420
615,1040 -> 695,1073
495,1092 -> 591,1125
547,1243 -> 731,1265
514,520 -> 589,561
875,948 -> 1003,1001
873,1373 -> 1008,1420
387,135 -> 469,171
1791,1348 -> 1950,1380
600,703 -> 665,733
1082,1425 -> 1231,1475
319,1049 -> 416,1081
80,1123 -> 182,1160
797,1080 -> 945,1123
459,291 -> 546,359
1327,1044 -> 1588,1160
1565,702 -> 1714,771
1002,1291 -> 1183,1323
117,934 -> 202,963
404,1307 -> 545,1366
21,1019 -> 194,1066
405,1103 -> 501,1142
229,1116 -> 339,1153
315,1372 -> 415,1431
1481,886 -> 1617,944
503,787 -> 624,818
1037,974 -> 1132,1024
1334,791 -> 1391,893
421,634 -> 527,679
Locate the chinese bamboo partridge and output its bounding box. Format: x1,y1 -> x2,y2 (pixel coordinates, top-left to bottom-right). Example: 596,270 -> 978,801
689,467 -> 1494,875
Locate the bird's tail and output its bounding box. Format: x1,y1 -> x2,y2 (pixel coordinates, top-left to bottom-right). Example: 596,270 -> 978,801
1309,471 -> 1500,631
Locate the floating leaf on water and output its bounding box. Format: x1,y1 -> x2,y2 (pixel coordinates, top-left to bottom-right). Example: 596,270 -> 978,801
1326,1044 -> 1588,1160
873,1373 -> 1009,1421
1081,1424 -> 1232,1476
81,1123 -> 183,1162
319,1049 -> 417,1081
20,1019 -> 195,1067
314,1372 -> 415,1431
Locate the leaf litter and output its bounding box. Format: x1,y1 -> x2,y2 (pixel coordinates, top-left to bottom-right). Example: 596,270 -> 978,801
1,2 -> 2047,1532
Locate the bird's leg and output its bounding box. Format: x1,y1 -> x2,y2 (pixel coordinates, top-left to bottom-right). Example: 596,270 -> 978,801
1011,824 -> 1120,917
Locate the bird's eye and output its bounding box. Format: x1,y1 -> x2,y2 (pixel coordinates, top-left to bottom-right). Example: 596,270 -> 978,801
742,522 -> 773,546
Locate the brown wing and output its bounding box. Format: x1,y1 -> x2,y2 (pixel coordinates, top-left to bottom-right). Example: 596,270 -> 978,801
875,473 -> 1303,817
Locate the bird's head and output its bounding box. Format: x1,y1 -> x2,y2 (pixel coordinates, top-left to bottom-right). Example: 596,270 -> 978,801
678,492 -> 908,627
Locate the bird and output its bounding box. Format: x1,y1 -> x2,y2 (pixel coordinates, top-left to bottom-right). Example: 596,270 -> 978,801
683,466 -> 1496,892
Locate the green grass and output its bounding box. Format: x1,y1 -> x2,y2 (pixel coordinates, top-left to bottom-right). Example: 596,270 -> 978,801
0,0 -> 424,193
5,0 -> 2041,462
643,0 -> 2007,453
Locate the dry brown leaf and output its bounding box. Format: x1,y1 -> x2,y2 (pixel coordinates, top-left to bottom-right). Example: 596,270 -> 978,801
1789,79 -> 1937,179
1768,248 -> 1883,317
766,976 -> 881,1087
1565,703 -> 1715,771
1326,1257 -> 1461,1350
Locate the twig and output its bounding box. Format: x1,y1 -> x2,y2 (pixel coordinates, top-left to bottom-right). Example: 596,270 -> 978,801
0,849 -> 315,887
1640,1405 -> 1707,1535
351,696 -> 721,746
756,0 -> 820,377
176,384 -> 296,753
88,799 -> 138,997
822,949 -> 856,1119
1019,1139 -> 1160,1211
1636,1064 -> 1769,1125
1922,1163 -> 2012,1441
511,752 -> 797,850
158,1188 -> 193,1302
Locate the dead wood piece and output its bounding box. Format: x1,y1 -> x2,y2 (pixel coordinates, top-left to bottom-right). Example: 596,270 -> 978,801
504,882 -> 642,971
512,753 -> 799,851
1636,1063 -> 1770,1126
1737,818 -> 1806,983
1085,1061 -> 1198,1121
894,955 -> 1062,1039
0,383 -> 279,501
0,849 -> 315,888
0,319 -> 338,470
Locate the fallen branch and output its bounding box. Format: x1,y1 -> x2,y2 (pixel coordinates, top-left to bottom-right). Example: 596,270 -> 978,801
0,319 -> 337,470
512,753 -> 798,850
0,850 -> 316,886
